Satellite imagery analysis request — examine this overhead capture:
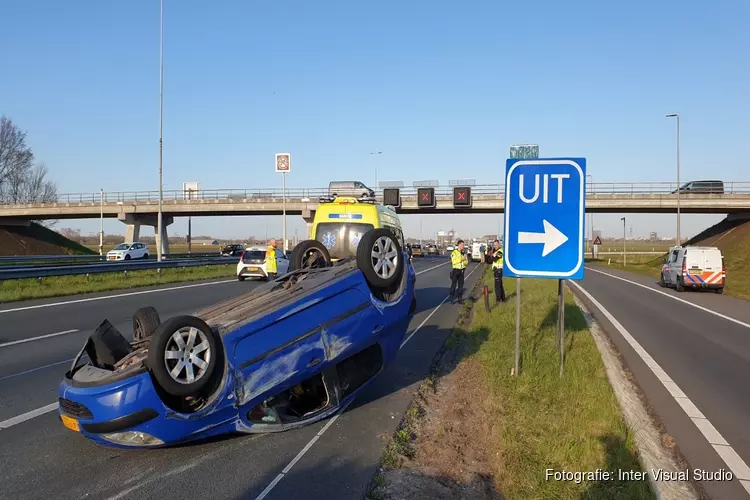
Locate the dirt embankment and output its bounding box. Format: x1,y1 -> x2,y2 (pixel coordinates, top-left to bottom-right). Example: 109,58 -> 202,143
0,223 -> 94,256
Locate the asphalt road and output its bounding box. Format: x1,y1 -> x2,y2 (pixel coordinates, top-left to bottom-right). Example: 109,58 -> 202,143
574,265 -> 750,500
0,256 -> 484,500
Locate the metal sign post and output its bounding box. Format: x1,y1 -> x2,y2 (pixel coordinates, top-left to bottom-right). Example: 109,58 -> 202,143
275,153 -> 291,252
504,157 -> 587,377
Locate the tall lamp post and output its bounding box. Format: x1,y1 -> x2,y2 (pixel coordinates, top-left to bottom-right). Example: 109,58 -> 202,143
156,0 -> 165,262
621,217 -> 627,266
99,189 -> 104,256
586,174 -> 594,253
666,113 -> 681,245
369,151 -> 382,190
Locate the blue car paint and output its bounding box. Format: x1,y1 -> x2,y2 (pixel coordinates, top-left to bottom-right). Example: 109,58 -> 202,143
59,256 -> 417,448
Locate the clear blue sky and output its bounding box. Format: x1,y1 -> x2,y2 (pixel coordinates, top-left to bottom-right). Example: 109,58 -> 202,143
2,0 -> 748,241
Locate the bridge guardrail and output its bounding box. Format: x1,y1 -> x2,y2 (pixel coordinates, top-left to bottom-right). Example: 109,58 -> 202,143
0,256 -> 237,280
4,182 -> 750,206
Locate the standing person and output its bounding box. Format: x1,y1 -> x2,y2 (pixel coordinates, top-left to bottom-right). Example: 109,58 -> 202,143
265,238 -> 278,280
449,239 -> 469,304
491,239 -> 506,302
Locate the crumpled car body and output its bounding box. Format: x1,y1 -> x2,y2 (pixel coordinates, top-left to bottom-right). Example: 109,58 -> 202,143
58,250 -> 416,449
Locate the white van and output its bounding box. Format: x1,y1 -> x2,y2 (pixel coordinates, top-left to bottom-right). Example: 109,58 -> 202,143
471,242 -> 483,262
660,246 -> 725,293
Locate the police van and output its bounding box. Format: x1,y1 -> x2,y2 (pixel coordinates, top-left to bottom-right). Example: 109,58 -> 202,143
660,245 -> 725,293
312,187 -> 406,262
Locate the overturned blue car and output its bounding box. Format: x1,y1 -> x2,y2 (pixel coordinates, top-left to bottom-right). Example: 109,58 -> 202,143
58,228 -> 416,448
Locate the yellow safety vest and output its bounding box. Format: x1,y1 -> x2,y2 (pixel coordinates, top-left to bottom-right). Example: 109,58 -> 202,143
265,246 -> 278,273
451,249 -> 468,270
492,249 -> 504,269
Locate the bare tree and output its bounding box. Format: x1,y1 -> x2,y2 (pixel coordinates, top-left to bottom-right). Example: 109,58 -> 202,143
59,228 -> 81,241
0,116 -> 58,205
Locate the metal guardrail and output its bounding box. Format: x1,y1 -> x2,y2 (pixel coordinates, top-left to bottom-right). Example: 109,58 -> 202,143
3,182 -> 750,206
0,252 -> 227,264
0,256 -> 237,280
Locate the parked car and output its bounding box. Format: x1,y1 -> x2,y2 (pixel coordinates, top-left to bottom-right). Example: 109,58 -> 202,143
411,244 -> 423,257
236,247 -> 291,281
58,229 -> 416,448
660,245 -> 725,293
220,244 -> 245,257
106,242 -> 149,261
427,244 -> 439,256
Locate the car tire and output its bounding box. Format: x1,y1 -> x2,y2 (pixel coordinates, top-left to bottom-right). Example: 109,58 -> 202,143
658,273 -> 665,287
133,306 -> 161,342
290,240 -> 332,271
356,228 -> 404,292
676,278 -> 684,292
147,315 -> 219,398
143,253 -> 149,260
238,275 -> 246,282
716,287 -> 724,294
125,255 -> 131,261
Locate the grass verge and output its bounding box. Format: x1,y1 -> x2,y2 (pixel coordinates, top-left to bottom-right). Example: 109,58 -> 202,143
371,266 -> 654,499
0,264 -> 235,303
472,272 -> 652,499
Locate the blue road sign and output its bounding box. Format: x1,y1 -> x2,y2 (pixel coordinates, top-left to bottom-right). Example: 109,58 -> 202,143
503,158 -> 586,280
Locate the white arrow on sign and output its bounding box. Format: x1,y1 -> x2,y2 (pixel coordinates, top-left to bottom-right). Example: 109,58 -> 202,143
518,220 -> 568,257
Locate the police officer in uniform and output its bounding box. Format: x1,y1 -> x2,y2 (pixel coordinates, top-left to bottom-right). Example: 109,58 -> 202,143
265,238 -> 278,280
491,239 -> 506,302
449,240 -> 469,304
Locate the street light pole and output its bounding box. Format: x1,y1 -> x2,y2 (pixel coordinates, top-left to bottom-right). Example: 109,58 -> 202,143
156,0 -> 165,262
667,113 -> 680,245
99,189 -> 104,256
621,217 -> 626,266
369,151 -> 382,190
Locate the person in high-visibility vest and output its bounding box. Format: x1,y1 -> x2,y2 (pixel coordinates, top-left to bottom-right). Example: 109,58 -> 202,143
491,239 -> 506,302
449,239 -> 469,304
265,238 -> 278,280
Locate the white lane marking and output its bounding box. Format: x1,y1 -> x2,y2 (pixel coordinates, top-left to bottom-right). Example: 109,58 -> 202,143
255,263 -> 482,500
0,261 -> 457,434
0,329 -> 79,348
0,279 -> 236,315
0,262 -> 447,317
0,403 -> 58,430
401,263 -> 481,349
415,261 -> 449,276
586,267 -> 750,330
0,358 -> 74,382
569,280 -> 750,486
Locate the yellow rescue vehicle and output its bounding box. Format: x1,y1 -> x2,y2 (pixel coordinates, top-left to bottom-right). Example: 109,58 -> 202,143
311,190 -> 405,261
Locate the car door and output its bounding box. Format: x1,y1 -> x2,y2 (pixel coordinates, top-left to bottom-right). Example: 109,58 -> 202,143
275,248 -> 290,274
666,249 -> 680,283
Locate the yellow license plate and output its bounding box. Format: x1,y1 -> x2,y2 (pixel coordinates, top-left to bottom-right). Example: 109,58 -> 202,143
61,414 -> 79,432
246,267 -> 258,272
689,269 -> 702,275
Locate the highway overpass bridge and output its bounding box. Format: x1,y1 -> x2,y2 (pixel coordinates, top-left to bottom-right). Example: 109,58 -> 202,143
2,182 -> 749,251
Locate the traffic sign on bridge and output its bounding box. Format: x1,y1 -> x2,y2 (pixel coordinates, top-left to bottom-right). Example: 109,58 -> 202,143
503,158 -> 586,280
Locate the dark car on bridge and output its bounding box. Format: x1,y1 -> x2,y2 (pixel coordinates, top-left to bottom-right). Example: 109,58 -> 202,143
57,229 -> 417,448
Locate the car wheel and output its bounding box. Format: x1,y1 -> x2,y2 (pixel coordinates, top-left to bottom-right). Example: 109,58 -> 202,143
658,273 -> 665,287
356,228 -> 404,292
290,240 -> 332,271
238,275 -> 246,281
143,253 -> 149,260
716,287 -> 724,294
125,254 -> 131,260
676,278 -> 684,292
133,306 -> 161,342
147,315 -> 219,398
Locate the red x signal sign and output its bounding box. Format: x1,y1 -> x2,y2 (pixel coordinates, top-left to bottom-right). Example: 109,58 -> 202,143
453,186 -> 472,207
417,188 -> 435,208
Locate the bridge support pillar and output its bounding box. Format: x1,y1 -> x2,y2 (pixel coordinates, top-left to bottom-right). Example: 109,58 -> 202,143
118,214 -> 174,255
727,212 -> 750,221
302,209 -> 316,239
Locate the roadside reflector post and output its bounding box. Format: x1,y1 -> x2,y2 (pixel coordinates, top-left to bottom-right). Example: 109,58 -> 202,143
484,285 -> 490,312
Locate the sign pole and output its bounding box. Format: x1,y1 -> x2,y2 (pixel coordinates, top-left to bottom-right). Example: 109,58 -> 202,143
515,277 -> 521,376
559,280 -> 565,376
282,171 -> 287,253
556,279 -> 562,350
